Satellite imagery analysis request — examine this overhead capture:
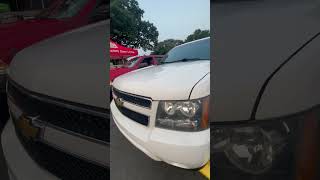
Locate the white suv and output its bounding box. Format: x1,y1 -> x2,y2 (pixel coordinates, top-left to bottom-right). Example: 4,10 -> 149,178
2,21 -> 109,180
111,37 -> 210,169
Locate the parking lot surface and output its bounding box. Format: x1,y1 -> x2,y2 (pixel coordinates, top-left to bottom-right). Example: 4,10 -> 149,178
110,116 -> 206,180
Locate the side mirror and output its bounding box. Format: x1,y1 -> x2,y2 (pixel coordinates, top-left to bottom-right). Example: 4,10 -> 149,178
139,63 -> 148,68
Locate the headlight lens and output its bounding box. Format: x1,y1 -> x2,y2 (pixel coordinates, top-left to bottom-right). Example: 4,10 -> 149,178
212,116 -> 300,177
156,96 -> 209,131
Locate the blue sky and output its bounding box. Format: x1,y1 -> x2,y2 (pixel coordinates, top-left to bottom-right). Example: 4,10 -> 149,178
136,0 -> 210,55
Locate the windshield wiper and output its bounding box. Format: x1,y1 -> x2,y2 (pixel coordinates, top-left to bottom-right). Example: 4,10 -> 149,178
162,58 -> 207,64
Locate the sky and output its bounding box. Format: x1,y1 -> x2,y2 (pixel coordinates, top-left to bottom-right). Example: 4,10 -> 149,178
136,0 -> 210,55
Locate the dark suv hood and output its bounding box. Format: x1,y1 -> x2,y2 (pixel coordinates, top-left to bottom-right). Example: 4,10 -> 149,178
212,0 -> 320,122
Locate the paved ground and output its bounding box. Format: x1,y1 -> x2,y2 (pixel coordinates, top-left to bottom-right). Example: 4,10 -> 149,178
0,93 -> 9,180
110,116 -> 206,180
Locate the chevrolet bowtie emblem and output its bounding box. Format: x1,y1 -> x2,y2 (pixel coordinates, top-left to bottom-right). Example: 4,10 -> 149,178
16,115 -> 41,140
115,97 -> 124,107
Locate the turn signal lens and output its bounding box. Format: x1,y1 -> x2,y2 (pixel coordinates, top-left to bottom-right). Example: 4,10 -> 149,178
201,96 -> 210,129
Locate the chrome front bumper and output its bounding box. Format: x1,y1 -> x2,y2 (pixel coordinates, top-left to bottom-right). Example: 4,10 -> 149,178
1,119 -> 59,180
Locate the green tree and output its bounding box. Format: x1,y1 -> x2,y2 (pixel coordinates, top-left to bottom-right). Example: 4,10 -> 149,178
184,29 -> 210,43
0,3 -> 10,13
110,0 -> 159,51
151,29 -> 210,55
151,39 -> 184,55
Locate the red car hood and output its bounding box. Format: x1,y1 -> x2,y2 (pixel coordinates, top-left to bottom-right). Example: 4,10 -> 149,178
0,19 -> 66,63
110,67 -> 133,82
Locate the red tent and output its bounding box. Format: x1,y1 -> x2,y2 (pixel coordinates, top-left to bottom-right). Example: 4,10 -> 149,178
110,40 -> 138,59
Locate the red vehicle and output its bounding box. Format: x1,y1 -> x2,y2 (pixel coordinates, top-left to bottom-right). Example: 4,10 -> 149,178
110,55 -> 164,82
0,0 -> 108,65
0,0 -> 108,126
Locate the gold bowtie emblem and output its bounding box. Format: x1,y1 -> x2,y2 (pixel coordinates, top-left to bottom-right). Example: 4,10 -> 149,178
115,97 -> 124,107
15,115 -> 40,140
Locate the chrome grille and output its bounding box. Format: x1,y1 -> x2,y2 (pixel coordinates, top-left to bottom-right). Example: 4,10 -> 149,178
112,87 -> 151,126
7,79 -> 109,143
112,87 -> 152,108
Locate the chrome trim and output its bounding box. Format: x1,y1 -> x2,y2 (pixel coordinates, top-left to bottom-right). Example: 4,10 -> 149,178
112,87 -> 152,109
44,122 -> 109,146
42,126 -> 109,168
7,78 -> 108,118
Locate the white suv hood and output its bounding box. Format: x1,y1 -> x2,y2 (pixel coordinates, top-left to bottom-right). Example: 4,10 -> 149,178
8,21 -> 109,109
112,60 -> 210,100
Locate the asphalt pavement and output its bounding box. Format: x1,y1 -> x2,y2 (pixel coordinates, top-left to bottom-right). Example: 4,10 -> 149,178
110,116 -> 206,180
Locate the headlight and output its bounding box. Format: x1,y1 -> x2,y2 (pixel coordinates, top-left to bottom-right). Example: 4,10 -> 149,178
156,96 -> 209,131
211,113 -> 304,179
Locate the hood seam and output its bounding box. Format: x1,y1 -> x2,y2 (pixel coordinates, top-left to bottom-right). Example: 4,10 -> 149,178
188,72 -> 210,99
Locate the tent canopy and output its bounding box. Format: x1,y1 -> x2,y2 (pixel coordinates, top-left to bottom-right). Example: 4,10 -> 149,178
110,40 -> 138,59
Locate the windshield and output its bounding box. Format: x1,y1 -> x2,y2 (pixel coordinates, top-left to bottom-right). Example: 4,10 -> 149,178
163,38 -> 210,63
36,0 -> 89,19
123,57 -> 140,68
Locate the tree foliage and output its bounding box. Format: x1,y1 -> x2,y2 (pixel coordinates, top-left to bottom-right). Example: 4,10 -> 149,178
152,29 -> 209,55
110,0 -> 159,50
151,39 -> 184,55
184,29 -> 210,43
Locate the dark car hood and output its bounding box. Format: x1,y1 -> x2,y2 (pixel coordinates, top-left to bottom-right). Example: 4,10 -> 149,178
212,0 -> 320,122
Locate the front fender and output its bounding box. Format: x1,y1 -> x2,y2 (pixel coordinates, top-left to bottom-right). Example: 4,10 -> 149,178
256,35 -> 320,119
